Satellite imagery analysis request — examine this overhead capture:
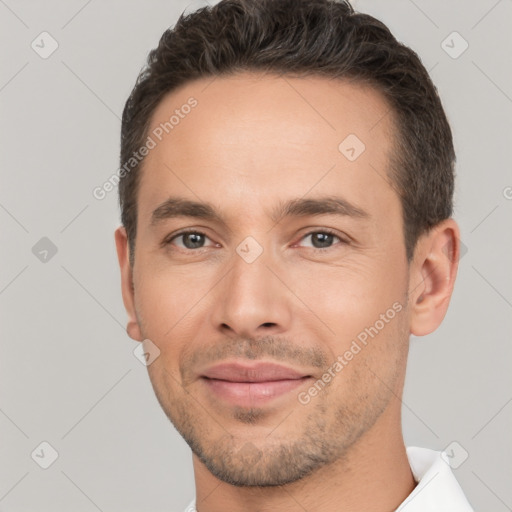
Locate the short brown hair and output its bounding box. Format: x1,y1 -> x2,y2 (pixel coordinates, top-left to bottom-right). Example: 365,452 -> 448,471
119,0 -> 455,266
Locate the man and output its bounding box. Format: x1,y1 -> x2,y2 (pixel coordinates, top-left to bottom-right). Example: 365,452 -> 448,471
115,0 -> 474,510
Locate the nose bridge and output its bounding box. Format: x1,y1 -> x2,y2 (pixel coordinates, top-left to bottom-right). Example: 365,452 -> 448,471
211,239 -> 291,336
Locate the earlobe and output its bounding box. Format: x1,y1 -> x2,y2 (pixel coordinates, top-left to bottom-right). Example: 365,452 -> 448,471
114,226 -> 143,342
126,320 -> 143,342
409,219 -> 461,337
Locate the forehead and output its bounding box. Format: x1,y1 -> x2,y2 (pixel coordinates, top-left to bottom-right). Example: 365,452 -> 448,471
137,72 -> 399,225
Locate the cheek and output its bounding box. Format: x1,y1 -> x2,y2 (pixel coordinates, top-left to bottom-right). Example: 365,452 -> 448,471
294,255 -> 401,323
289,253 -> 408,377
134,266 -> 209,341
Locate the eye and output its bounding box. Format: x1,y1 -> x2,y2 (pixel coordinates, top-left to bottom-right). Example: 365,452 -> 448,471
162,228 -> 347,253
297,229 -> 346,250
163,230 -> 217,250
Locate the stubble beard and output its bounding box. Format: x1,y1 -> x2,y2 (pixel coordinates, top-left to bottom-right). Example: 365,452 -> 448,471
150,358 -> 399,487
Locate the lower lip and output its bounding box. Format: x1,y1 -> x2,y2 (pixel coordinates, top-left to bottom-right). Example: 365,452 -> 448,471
201,377 -> 311,407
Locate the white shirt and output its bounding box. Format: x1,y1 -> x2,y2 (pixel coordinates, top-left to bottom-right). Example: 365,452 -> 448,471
182,446 -> 474,511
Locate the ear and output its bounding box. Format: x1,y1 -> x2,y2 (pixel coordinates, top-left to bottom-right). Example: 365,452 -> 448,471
114,225 -> 143,342
409,218 -> 461,336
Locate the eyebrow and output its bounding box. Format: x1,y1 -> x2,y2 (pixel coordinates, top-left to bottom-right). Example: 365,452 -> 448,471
274,196 -> 369,222
150,195 -> 370,227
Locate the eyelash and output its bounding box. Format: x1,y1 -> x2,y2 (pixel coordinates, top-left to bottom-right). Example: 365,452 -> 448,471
162,228 -> 348,253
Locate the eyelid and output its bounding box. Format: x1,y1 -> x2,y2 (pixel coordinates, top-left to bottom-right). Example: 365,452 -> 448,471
162,229 -> 216,249
293,228 -> 348,249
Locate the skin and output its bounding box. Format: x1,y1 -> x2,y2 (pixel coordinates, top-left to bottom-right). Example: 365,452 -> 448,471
115,72 -> 460,512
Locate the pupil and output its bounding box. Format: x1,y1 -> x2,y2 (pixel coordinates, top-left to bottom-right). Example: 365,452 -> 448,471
185,233 -> 204,248
313,233 -> 332,248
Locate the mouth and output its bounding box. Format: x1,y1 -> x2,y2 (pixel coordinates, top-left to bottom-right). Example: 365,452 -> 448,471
200,361 -> 313,406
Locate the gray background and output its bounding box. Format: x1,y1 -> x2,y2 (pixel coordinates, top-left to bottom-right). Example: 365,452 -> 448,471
1,0 -> 511,510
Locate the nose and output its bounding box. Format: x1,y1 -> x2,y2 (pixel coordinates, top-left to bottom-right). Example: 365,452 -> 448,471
209,246 -> 293,339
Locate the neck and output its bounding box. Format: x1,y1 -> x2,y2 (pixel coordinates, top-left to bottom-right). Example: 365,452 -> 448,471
191,401 -> 417,512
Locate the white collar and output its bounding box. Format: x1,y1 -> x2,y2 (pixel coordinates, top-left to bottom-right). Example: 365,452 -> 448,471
182,446 -> 474,512
396,446 -> 474,511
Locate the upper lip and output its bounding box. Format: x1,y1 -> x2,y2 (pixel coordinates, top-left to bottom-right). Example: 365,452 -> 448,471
201,362 -> 311,382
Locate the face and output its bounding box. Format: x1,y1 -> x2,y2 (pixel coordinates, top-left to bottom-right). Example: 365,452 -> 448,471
118,73 -> 415,486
